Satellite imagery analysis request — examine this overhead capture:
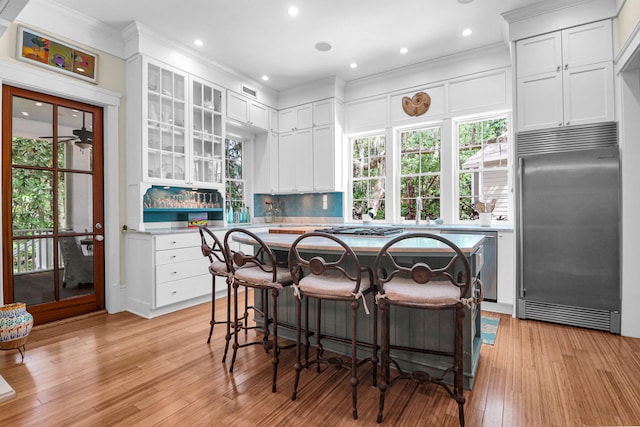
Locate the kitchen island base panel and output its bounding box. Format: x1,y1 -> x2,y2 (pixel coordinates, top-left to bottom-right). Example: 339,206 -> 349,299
254,289 -> 481,390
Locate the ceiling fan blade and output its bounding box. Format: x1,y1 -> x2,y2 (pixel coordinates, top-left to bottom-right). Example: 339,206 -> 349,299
72,112 -> 94,144
39,135 -> 76,142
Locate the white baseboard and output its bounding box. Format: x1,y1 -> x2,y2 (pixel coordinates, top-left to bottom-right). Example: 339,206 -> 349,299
0,375 -> 16,403
482,301 -> 514,316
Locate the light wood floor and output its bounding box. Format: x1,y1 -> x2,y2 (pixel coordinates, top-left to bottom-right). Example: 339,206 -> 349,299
1,294 -> 640,427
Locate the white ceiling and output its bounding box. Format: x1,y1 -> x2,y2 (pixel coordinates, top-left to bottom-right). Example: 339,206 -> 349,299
46,0 -> 542,92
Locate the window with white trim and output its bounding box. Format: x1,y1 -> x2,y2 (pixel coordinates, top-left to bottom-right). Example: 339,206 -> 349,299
456,116 -> 509,221
225,137 -> 244,212
399,125 -> 442,221
351,133 -> 386,220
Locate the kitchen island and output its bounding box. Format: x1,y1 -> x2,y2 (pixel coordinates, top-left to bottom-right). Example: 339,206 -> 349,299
233,230 -> 485,389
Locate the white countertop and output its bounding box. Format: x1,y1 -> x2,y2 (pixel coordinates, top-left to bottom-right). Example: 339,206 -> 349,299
130,222 -> 512,236
234,231 -> 485,255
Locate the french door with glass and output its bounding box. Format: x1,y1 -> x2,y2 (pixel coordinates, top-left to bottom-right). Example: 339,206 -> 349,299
2,85 -> 104,324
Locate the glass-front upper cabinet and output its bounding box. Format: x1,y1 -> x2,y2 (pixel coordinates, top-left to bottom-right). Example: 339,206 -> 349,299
191,77 -> 224,186
146,61 -> 187,182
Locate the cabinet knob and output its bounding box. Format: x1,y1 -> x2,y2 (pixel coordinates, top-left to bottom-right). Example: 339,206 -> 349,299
566,121 -> 570,125
564,64 -> 569,69
556,65 -> 561,72
558,123 -> 563,126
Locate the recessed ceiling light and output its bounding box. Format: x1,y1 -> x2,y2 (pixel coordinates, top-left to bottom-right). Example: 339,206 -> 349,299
194,39 -> 204,47
76,67 -> 85,72
350,62 -> 358,69
314,41 -> 332,52
288,6 -> 299,16
261,75 -> 269,81
462,28 -> 472,37
20,111 -> 29,116
400,47 -> 408,54
35,102 -> 43,107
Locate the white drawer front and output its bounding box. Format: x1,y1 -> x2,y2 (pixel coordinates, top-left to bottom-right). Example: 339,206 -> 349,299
155,246 -> 204,265
155,233 -> 199,251
156,258 -> 210,284
156,274 -> 211,307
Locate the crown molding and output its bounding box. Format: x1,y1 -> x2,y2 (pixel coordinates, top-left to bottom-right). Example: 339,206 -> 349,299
502,0 -> 597,23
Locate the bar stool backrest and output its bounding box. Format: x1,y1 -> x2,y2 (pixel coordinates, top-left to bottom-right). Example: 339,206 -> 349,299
199,226 -> 231,275
288,232 -> 369,294
374,233 -> 471,307
224,228 -> 279,283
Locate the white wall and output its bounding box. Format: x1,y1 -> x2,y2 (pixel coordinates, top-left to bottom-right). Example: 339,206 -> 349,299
0,1 -> 124,312
615,0 -> 640,338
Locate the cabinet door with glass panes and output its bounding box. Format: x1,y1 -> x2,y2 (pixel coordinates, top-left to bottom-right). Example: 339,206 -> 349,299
146,61 -> 187,183
190,77 -> 224,187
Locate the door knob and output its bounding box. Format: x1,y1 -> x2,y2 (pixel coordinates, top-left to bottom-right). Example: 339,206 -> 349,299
95,235 -> 104,242
95,223 -> 102,229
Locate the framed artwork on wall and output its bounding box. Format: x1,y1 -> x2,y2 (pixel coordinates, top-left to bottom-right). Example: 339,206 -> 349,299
16,25 -> 98,84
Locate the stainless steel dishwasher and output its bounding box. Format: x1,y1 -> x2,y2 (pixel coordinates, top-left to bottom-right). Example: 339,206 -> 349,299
441,229 -> 497,301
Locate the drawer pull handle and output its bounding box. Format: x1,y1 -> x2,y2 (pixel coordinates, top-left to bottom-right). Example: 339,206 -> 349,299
171,241 -> 177,244
170,255 -> 177,259
171,291 -> 177,295
172,271 -> 177,275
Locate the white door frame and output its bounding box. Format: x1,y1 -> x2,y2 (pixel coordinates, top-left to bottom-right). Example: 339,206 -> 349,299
0,58 -> 123,313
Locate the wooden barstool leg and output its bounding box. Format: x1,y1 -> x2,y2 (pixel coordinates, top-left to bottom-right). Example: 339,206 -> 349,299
244,287 -> 249,334
207,276 -> 216,343
455,307 -> 466,427
350,299 -> 359,420
372,293 -> 378,387
271,287 -> 280,393
263,288 -> 271,352
222,276 -> 232,362
229,280 -> 240,372
304,295 -> 310,365
377,298 -> 390,424
315,298 -> 322,372
292,293 -> 303,401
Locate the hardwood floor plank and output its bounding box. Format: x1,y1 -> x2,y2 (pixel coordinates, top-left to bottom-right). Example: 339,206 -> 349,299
1,297 -> 640,427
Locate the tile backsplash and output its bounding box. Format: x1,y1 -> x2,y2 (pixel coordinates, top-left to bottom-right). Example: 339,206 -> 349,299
253,192 -> 343,221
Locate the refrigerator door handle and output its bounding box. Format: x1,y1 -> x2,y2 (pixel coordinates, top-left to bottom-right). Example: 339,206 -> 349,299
518,157 -> 525,298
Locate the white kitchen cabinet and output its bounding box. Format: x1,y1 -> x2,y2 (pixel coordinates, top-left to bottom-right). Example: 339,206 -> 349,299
278,129 -> 313,192
227,91 -> 269,131
497,231 -> 515,308
125,231 -> 212,318
126,55 -> 229,230
254,132 -> 279,194
516,20 -> 614,132
127,56 -> 229,187
313,99 -> 334,127
269,108 -> 278,133
255,97 -> 343,194
517,71 -> 564,131
137,57 -> 188,184
313,124 -> 341,192
190,76 -> 224,186
279,103 -> 313,132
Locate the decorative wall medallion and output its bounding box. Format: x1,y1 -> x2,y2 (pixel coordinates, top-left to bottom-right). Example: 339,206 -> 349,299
402,92 -> 431,117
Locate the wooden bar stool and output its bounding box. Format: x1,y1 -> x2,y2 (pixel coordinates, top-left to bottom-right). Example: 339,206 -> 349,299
373,233 -> 472,426
199,226 -> 252,361
224,228 -> 294,392
289,232 -> 378,420
198,227 -> 233,344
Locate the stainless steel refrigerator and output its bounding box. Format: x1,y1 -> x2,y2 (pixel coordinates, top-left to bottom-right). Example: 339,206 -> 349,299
516,122 -> 621,333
